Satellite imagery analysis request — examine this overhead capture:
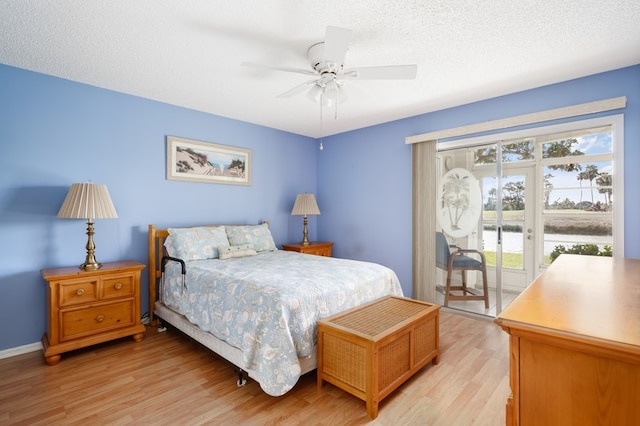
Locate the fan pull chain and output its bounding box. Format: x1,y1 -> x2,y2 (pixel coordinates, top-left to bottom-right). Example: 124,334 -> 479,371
334,87 -> 339,120
319,92 -> 324,151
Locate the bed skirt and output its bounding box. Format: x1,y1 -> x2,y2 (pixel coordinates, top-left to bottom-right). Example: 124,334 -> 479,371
154,302 -> 317,387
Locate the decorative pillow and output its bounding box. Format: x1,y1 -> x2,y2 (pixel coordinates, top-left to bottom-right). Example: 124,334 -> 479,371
225,223 -> 277,252
218,244 -> 257,260
164,235 -> 177,257
166,226 -> 230,260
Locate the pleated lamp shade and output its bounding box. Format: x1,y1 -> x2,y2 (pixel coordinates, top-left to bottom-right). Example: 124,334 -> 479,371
290,193 -> 320,216
57,183 -> 118,220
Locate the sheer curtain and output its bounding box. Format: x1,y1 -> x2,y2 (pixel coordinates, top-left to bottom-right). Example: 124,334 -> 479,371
411,140 -> 437,302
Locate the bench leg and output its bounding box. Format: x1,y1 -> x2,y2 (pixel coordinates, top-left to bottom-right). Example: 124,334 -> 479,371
366,396 -> 379,419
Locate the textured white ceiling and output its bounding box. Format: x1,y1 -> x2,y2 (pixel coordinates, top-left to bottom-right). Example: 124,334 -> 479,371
1,1 -> 639,137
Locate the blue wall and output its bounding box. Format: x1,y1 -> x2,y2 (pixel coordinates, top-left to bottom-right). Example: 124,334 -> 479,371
0,64 -> 318,350
317,65 -> 640,297
1,63 -> 639,351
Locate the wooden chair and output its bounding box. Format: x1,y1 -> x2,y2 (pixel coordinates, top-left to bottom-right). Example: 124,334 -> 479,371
436,231 -> 489,308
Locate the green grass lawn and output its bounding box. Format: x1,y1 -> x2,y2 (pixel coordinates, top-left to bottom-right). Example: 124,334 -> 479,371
482,210 -> 525,221
483,209 -> 612,235
484,251 -> 522,268
484,251 -> 552,268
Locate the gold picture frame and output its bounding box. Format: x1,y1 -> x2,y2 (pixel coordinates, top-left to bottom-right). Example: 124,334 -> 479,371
166,136 -> 251,186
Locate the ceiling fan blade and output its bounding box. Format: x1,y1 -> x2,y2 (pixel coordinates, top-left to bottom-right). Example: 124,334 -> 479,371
241,62 -> 317,76
323,26 -> 353,64
277,79 -> 319,99
342,64 -> 418,80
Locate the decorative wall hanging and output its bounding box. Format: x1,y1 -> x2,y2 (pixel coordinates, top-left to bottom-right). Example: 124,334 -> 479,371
167,136 -> 251,185
437,168 -> 482,238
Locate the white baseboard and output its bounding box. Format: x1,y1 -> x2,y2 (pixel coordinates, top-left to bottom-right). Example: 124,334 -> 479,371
0,342 -> 43,359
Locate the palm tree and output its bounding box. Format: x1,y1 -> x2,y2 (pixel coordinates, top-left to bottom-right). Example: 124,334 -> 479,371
543,173 -> 554,209
485,187 -> 497,210
577,170 -> 587,203
596,172 -> 612,206
442,172 -> 471,231
584,164 -> 600,204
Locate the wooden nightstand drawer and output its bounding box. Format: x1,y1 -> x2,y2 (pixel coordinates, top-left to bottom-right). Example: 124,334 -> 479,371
60,300 -> 135,341
303,246 -> 331,256
41,261 -> 146,365
59,280 -> 99,307
282,242 -> 334,257
102,274 -> 134,299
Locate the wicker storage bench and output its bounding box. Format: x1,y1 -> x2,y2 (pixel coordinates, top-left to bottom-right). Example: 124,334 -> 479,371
317,296 -> 440,419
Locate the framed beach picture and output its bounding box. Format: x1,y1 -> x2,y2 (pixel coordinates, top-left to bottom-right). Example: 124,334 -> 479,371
166,136 -> 252,185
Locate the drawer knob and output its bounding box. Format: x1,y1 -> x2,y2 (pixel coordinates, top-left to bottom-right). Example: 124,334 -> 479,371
95,315 -> 105,323
76,288 -> 85,296
114,282 -> 123,290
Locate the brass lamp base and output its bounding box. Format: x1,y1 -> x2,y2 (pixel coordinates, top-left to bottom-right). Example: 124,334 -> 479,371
80,260 -> 102,270
79,220 -> 102,270
300,215 -> 310,246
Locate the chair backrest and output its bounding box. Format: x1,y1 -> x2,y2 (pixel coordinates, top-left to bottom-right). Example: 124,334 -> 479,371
435,231 -> 451,269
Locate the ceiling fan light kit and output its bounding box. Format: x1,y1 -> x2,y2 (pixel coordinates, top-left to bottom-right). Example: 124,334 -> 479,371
242,26 -> 417,111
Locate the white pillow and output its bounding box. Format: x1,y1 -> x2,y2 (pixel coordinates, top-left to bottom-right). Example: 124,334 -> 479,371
225,223 -> 277,252
166,226 -> 230,260
218,244 -> 257,260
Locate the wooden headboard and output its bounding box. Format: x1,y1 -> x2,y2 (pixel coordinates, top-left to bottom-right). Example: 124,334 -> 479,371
147,222 -> 268,324
148,224 -> 170,324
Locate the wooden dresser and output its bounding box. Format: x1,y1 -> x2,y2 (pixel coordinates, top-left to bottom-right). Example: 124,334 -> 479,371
495,254 -> 640,425
41,260 -> 146,365
282,241 -> 333,257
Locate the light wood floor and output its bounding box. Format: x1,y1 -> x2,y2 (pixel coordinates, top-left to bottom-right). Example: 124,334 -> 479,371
435,285 -> 520,317
0,311 -> 510,425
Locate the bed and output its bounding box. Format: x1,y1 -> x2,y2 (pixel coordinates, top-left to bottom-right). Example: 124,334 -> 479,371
148,223 -> 403,396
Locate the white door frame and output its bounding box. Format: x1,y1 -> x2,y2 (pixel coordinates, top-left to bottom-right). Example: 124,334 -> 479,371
475,165 -> 535,294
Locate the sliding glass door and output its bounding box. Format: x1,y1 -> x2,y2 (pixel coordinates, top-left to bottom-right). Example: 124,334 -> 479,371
476,163 -> 535,312
432,115 -> 620,317
435,143 -> 534,315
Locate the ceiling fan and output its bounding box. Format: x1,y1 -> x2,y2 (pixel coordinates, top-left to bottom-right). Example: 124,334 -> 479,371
241,26 -> 417,112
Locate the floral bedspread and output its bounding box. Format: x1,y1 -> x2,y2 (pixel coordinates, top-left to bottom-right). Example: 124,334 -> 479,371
161,250 -> 403,396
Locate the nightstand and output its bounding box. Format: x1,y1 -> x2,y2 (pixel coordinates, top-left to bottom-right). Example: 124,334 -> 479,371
41,260 -> 146,365
282,241 -> 334,257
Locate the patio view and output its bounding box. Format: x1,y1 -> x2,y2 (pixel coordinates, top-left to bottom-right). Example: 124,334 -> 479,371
436,120 -> 616,317
478,128 -> 613,268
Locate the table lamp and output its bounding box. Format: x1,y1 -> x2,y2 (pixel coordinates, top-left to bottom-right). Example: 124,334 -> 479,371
290,193 -> 320,246
57,182 -> 118,270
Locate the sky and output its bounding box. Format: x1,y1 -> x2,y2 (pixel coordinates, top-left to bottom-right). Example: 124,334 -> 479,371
478,130 -> 613,208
